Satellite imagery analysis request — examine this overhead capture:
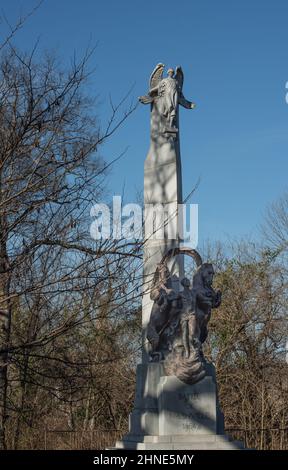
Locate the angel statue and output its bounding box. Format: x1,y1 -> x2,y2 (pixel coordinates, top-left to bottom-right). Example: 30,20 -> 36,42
139,63 -> 195,134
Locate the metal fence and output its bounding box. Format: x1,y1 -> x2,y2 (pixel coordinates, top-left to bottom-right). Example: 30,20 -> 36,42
39,428 -> 288,450
43,429 -> 123,450
226,428 -> 288,450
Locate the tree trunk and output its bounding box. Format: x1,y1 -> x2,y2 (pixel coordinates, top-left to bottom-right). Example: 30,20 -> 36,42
0,221 -> 11,449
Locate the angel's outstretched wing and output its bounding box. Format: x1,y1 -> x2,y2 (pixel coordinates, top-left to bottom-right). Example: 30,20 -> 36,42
139,63 -> 165,104
175,66 -> 184,91
149,63 -> 165,91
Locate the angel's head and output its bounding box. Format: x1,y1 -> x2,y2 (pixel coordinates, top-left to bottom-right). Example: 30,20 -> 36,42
167,68 -> 174,78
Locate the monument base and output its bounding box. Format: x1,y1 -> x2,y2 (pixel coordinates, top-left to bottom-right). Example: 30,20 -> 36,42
115,362 -> 244,450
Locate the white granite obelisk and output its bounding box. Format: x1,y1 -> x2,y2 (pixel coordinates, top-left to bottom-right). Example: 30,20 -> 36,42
140,64 -> 195,361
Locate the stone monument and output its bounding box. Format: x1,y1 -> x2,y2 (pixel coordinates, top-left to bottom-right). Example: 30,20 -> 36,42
115,64 -> 243,450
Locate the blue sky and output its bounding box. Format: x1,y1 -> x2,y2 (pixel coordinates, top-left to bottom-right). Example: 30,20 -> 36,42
1,0 -> 288,246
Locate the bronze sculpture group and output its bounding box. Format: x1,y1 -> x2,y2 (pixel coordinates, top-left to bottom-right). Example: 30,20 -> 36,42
147,248 -> 222,384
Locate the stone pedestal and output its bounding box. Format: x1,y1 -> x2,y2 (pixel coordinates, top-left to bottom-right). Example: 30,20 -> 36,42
115,363 -> 243,450
158,375 -> 217,435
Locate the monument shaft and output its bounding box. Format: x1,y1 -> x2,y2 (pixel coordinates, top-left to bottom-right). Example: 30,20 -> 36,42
142,109 -> 184,359
141,64 -> 194,359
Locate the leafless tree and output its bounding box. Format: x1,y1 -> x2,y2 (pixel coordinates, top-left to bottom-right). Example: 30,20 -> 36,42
262,192 -> 288,261
0,34 -> 142,448
203,241 -> 288,449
